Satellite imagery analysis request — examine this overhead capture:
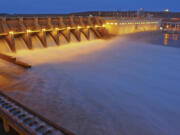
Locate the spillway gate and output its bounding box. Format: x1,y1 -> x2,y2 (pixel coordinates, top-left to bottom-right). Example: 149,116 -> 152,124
0,16 -> 107,53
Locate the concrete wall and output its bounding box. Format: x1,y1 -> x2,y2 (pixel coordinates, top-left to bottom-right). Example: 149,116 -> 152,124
104,18 -> 161,35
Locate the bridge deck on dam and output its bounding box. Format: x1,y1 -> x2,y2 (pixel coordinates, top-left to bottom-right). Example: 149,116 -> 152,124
0,33 -> 180,135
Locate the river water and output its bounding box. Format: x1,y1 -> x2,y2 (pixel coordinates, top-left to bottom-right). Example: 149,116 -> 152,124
0,31 -> 180,135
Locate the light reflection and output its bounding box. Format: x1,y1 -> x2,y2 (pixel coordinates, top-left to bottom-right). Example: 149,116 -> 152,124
163,33 -> 180,46
164,33 -> 169,45
9,31 -> 14,35
27,30 -> 32,33
67,27 -> 71,30
42,28 -> 46,31
172,34 -> 178,41
77,26 -> 81,29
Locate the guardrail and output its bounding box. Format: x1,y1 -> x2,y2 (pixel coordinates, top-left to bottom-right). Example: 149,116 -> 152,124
0,91 -> 75,135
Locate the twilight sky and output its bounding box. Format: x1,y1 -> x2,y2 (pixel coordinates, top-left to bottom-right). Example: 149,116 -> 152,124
0,0 -> 179,14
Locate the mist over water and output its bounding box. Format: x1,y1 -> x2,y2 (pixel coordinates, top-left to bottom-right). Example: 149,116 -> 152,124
0,32 -> 180,135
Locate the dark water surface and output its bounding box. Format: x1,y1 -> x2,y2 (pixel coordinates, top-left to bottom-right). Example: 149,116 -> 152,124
125,31 -> 180,48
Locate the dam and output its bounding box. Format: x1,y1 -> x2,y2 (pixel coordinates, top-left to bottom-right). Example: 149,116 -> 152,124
0,15 -> 160,54
1,14 -> 178,135
0,16 -> 108,54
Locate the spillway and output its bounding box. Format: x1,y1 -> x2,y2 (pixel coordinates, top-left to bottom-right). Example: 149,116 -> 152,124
15,37 -> 28,51
0,16 -> 161,54
70,32 -> 79,43
0,30 -> 98,54
0,29 -> 100,53
80,33 -> 88,41
46,33 -> 56,47
59,33 -> 69,45
0,16 -> 107,54
32,35 -> 44,49
0,38 -> 11,54
89,29 -> 98,40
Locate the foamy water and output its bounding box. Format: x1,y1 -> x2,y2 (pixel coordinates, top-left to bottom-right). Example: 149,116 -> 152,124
1,35 -> 180,135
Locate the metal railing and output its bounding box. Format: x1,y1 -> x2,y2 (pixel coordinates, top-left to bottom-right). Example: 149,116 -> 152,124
0,91 -> 75,135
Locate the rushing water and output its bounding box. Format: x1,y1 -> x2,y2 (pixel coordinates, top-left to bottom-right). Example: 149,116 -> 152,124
0,31 -> 180,135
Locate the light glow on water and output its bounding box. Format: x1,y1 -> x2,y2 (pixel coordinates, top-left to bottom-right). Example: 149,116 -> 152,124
163,33 -> 180,46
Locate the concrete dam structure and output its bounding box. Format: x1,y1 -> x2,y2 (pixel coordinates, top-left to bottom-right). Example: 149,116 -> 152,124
0,16 -> 161,54
0,16 -> 107,54
0,15 -> 161,55
104,17 -> 161,35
